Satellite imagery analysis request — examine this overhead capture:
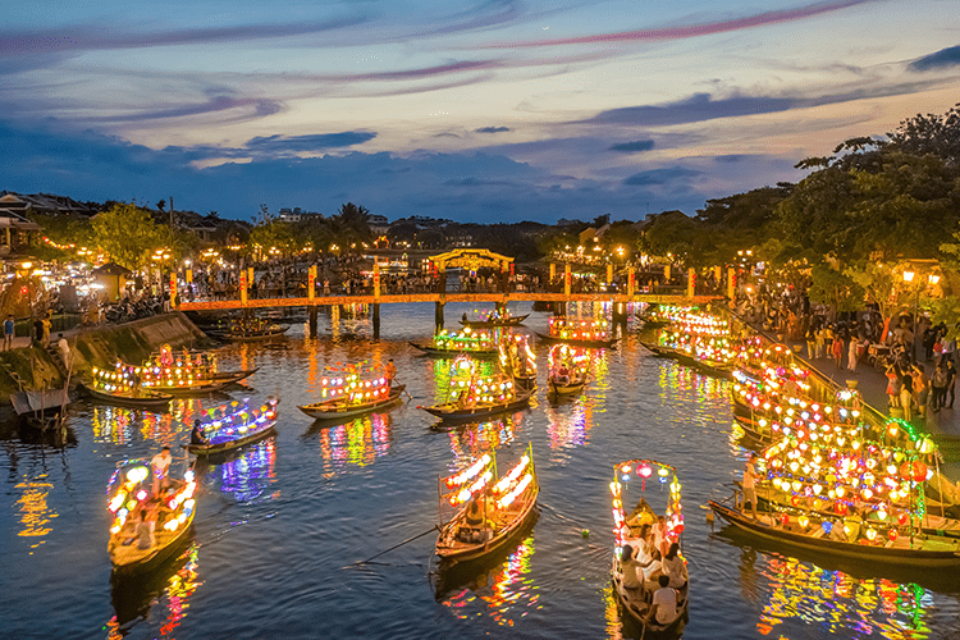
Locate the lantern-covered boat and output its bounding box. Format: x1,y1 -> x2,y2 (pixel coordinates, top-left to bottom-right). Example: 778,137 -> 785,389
409,328 -> 499,357
418,356 -> 533,422
709,428 -> 960,566
131,347 -> 258,396
499,335 -> 537,393
106,459 -> 197,575
610,459 -> 688,636
183,397 -> 280,455
436,444 -> 538,563
547,344 -> 589,397
536,317 -> 618,349
82,366 -> 174,410
298,362 -> 405,420
459,309 -> 529,328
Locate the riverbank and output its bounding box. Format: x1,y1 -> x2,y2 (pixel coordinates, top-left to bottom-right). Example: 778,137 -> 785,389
0,312 -> 213,404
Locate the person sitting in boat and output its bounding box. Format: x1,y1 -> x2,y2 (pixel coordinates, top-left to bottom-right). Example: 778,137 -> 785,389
384,360 -> 397,387
556,363 -> 570,385
645,575 -> 679,627
129,370 -> 142,397
660,543 -> 688,591
640,548 -> 663,592
135,508 -> 155,551
462,312 -> 468,323
191,420 -> 209,446
459,496 -> 492,542
620,544 -> 644,591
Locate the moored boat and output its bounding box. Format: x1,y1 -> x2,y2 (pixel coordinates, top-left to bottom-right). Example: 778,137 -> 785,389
610,459 -> 689,635
182,397 -> 279,456
298,361 -> 405,420
79,380 -> 173,410
106,459 -> 198,575
499,334 -> 537,393
436,444 -> 539,564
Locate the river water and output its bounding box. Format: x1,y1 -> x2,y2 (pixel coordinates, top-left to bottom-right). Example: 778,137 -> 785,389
2,303 -> 958,640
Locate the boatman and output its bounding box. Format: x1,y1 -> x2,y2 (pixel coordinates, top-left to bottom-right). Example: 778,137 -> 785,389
742,455 -> 758,520
384,359 -> 397,387
151,447 -> 172,494
191,420 -> 209,446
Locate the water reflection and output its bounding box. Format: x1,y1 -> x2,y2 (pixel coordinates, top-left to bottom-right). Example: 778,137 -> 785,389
437,525 -> 540,628
14,474 -> 58,552
753,554 -> 934,639
316,412 -> 394,477
443,416 -> 524,467
91,406 -> 181,446
216,438 -> 278,503
106,540 -> 202,638
545,399 -> 593,452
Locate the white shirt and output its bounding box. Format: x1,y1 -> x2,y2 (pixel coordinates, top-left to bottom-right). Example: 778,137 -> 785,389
151,453 -> 171,477
661,555 -> 687,588
652,586 -> 678,624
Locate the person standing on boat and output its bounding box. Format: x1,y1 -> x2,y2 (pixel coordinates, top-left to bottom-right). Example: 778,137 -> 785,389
151,447 -> 172,494
384,359 -> 397,388
742,456 -> 759,519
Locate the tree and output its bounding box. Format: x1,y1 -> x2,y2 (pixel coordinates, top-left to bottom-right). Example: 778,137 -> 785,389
843,260 -> 910,326
249,220 -> 296,258
807,264 -> 864,313
92,203 -> 170,271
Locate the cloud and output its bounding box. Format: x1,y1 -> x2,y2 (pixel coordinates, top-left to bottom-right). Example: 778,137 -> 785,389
909,45 -> 960,72
475,126 -> 511,134
89,92 -> 285,124
244,132 -> 376,154
0,15 -> 369,56
482,0 -> 872,48
624,166 -> 701,186
609,140 -> 655,153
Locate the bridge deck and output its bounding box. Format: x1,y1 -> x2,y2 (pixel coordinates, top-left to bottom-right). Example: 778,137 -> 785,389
179,292 -> 723,311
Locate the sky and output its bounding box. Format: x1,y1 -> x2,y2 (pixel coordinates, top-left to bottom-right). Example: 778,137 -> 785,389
2,0 -> 960,223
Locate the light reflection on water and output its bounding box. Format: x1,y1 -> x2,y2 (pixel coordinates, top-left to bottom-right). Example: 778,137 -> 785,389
14,474 -> 57,548
2,302 -> 960,640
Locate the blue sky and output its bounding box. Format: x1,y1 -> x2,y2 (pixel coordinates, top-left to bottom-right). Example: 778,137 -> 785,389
2,0 -> 960,223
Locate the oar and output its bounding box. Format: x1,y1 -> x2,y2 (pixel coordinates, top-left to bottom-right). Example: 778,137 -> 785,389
345,525 -> 440,568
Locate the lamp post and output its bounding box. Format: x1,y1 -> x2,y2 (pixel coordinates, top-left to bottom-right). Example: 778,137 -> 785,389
902,270 -> 941,361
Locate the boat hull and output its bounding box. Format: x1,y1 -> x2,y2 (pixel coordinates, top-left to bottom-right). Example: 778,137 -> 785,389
548,378 -> 586,396
408,342 -> 499,358
298,385 -> 405,420
420,393 -> 532,422
458,314 -> 529,328
79,382 -> 173,410
709,500 -> 960,566
109,511 -> 195,576
182,423 -> 277,456
535,333 -> 619,349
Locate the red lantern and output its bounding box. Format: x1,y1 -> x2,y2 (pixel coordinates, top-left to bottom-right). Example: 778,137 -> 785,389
888,529 -> 898,541
638,465 -> 653,479
900,460 -> 928,483
780,513 -> 789,526
897,512 -> 909,525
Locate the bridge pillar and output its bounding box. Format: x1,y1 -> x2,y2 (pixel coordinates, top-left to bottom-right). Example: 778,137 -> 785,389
309,306 -> 318,338
373,304 -> 381,341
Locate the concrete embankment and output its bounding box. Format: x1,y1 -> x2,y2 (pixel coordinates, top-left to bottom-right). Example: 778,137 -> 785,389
0,312 -> 213,405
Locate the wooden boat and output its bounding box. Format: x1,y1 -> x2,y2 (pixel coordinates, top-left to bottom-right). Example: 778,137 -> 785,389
299,384 -> 405,420
709,498 -> 960,566
694,359 -> 735,380
535,332 -> 619,349
79,381 -> 173,410
500,335 -> 538,394
611,459 -> 689,635
182,397 -> 279,456
420,391 -> 532,422
409,342 -> 499,358
106,461 -> 198,575
459,313 -> 529,328
639,341 -> 678,358
437,445 -> 539,563
548,378 -> 586,397
513,373 -> 537,394
208,325 -> 289,342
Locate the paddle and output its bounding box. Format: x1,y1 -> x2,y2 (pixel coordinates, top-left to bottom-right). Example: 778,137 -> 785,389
345,525 -> 440,568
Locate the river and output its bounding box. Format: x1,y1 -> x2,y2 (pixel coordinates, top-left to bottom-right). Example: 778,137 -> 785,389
1,302 -> 957,639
